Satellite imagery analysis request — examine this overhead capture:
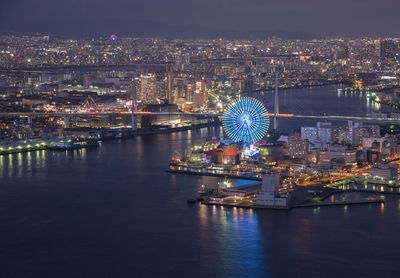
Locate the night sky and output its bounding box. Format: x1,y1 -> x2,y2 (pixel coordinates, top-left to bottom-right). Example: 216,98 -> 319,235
0,0 -> 399,38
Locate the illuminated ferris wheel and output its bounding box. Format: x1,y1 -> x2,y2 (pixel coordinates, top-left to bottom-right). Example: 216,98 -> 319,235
223,97 -> 269,143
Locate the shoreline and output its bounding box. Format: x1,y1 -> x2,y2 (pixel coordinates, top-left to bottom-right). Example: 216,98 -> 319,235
0,121 -> 222,156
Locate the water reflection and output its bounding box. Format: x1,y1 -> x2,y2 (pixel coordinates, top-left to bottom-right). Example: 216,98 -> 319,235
0,149 -> 93,183
199,127 -> 209,138
80,148 -> 86,158
197,205 -> 268,277
8,154 -> 13,179
40,150 -> 46,169
0,155 -> 3,176
27,151 -> 31,173
17,153 -> 22,178
297,218 -> 312,251
187,130 -> 192,144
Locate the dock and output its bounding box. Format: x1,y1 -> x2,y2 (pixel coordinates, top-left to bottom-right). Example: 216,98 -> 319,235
185,174 -> 388,211
197,198 -> 384,210
167,169 -> 261,180
294,199 -> 384,208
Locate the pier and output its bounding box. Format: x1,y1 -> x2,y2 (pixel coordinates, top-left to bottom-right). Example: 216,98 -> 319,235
190,175 -> 386,211
294,199 -> 384,208
198,197 -> 384,211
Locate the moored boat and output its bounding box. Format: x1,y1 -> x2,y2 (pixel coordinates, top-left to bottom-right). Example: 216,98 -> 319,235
49,138 -> 99,151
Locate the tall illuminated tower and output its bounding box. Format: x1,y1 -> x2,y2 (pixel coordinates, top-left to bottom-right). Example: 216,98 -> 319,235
130,72 -> 137,130
274,72 -> 279,130
167,65 -> 174,104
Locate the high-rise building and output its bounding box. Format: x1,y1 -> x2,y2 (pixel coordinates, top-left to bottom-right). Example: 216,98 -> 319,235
301,127 -> 318,144
137,74 -> 159,104
353,127 -> 371,146
186,82 -> 194,103
175,78 -> 187,106
317,122 -> 332,144
167,65 -> 174,104
192,81 -> 208,110
380,40 -> 397,59
364,40 -> 380,59
175,78 -> 187,99
301,122 -> 331,144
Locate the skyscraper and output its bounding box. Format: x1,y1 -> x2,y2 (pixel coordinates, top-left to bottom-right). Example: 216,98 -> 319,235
193,81 -> 208,110
380,40 -> 397,59
174,78 -> 187,106
138,74 -> 158,104
167,65 -> 174,104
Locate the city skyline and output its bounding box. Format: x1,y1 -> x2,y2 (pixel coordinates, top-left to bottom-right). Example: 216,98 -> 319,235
2,2 -> 400,277
2,0 -> 400,39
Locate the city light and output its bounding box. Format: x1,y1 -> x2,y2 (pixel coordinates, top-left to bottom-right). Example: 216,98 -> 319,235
1,1 -> 400,277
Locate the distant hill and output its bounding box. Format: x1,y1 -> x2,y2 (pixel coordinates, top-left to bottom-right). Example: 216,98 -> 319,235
113,21 -> 318,40
0,19 -> 318,40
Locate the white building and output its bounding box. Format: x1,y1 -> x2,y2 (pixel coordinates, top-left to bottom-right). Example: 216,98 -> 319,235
301,122 -> 331,144
256,175 -> 289,207
301,127 -> 318,143
317,122 -> 332,144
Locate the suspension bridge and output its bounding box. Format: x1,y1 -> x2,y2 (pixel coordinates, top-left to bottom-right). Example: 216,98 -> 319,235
0,74 -> 398,128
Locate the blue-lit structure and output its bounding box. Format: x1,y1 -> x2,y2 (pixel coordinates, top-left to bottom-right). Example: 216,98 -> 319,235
223,97 -> 269,143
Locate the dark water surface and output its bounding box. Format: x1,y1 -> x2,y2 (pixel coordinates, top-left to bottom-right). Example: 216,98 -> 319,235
1,86 -> 400,278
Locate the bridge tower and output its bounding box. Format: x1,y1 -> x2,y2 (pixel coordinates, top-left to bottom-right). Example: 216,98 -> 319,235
130,72 -> 137,131
274,72 -> 279,130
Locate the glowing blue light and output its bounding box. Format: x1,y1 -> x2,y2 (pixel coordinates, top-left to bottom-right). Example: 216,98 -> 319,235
223,97 -> 269,143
